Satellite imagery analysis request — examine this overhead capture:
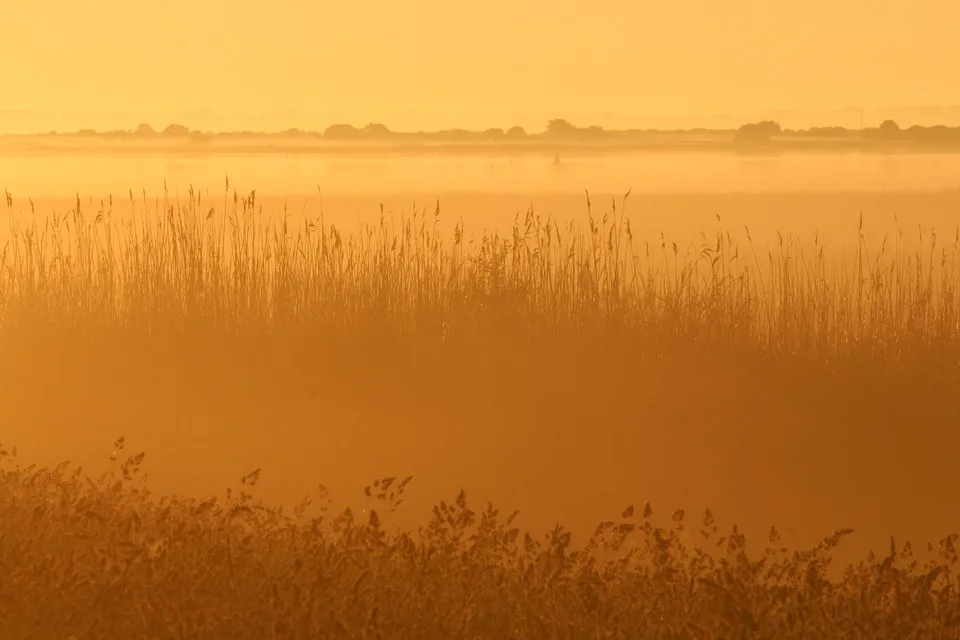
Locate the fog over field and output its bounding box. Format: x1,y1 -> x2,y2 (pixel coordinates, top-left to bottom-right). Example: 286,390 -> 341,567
4,0 -> 960,637
4,159 -> 959,557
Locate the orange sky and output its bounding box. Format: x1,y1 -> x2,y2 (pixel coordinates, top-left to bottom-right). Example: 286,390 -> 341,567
4,0 -> 960,131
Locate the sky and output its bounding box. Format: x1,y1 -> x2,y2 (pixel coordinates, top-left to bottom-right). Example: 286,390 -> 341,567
3,0 -> 960,131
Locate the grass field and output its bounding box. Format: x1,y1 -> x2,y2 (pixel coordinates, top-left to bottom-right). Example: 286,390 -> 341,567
1,183 -> 959,637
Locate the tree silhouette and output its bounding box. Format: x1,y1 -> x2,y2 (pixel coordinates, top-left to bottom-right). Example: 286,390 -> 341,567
878,120 -> 901,139
735,120 -> 781,142
323,124 -> 361,140
163,124 -> 190,136
363,123 -> 391,138
545,119 -> 577,136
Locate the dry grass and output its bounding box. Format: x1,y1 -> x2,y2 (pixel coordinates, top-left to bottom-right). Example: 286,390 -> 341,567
2,184 -> 958,362
2,440 -> 959,639
1,182 -> 959,637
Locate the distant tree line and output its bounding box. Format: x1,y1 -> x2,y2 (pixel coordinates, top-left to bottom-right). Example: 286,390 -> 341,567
24,118 -> 960,146
732,118 -> 960,144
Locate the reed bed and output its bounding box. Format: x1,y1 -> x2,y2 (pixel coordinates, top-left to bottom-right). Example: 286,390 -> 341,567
1,183 -> 959,637
2,183 -> 958,367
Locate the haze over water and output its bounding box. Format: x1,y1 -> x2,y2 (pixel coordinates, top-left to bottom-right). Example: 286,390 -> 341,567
4,0 -> 960,596
4,150 -> 960,197
5,151 -> 959,255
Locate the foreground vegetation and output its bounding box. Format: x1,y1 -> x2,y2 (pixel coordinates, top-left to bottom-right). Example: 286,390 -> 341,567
1,184 -> 959,636
2,440 -> 959,639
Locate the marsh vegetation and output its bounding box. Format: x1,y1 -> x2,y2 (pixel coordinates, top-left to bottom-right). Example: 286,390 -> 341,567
1,183 -> 958,637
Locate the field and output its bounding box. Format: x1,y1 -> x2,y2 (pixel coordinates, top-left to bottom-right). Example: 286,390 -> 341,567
1,183 -> 959,638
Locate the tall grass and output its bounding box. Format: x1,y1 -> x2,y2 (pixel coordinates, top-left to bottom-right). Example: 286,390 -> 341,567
2,183 -> 959,369
2,182 -> 960,636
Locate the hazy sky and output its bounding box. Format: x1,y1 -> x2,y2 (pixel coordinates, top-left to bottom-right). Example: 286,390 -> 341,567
4,0 -> 960,130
